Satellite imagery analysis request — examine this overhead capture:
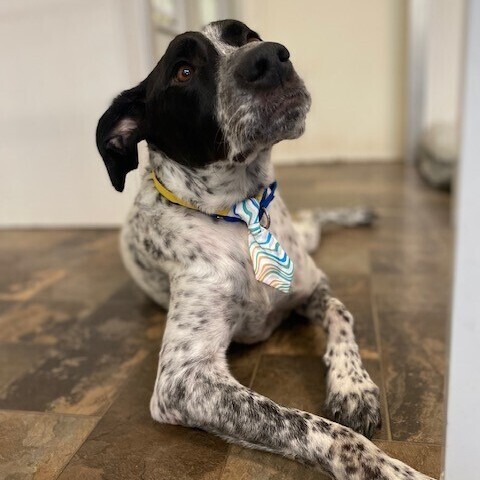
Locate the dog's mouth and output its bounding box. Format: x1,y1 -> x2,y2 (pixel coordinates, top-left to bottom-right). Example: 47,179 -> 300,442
265,88 -> 310,120
244,82 -> 311,145
252,77 -> 311,126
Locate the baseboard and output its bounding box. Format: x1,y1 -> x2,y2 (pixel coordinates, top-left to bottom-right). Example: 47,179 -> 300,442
272,157 -> 403,166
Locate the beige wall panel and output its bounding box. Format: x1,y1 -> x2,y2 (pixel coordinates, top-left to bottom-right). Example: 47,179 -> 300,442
237,0 -> 406,163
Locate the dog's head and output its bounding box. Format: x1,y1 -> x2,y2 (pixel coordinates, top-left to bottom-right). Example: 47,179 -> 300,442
97,19 -> 311,191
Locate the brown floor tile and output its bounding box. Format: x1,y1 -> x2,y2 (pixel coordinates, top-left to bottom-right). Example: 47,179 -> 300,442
252,355 -> 325,413
250,355 -> 388,440
374,441 -> 442,479
278,163 -> 407,211
370,210 -> 452,277
313,229 -> 372,276
373,273 -> 451,315
264,277 -> 378,359
57,352 -> 230,480
0,410 -> 98,480
372,220 -> 448,443
0,230 -> 78,252
0,344 -> 50,396
1,230 -> 129,312
221,446 -> 329,480
262,313 -> 326,356
376,310 -> 446,443
0,231 -> 92,293
219,399 -> 441,480
262,311 -> 378,362
371,244 -> 451,276
331,276 -> 379,356
0,284 -> 165,416
0,300 -> 87,344
36,233 -> 130,310
370,210 -> 450,257
0,231 -> 78,294
0,269 -> 66,302
227,341 -> 264,388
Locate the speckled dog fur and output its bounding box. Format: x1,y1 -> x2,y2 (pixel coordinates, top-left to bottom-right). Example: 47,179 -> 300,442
99,20 -> 435,480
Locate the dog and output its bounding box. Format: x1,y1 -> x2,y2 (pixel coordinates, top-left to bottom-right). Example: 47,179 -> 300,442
96,19 -> 435,480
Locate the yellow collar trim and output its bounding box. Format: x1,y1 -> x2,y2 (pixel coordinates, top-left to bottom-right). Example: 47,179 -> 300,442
151,170 -> 241,217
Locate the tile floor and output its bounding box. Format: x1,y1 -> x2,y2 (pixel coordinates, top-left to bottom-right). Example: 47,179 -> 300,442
0,163 -> 451,479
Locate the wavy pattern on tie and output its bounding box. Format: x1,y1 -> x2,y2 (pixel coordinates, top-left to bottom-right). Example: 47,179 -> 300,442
231,197 -> 294,293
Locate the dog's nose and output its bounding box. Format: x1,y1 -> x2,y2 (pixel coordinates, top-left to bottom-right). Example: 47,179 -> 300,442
235,42 -> 293,89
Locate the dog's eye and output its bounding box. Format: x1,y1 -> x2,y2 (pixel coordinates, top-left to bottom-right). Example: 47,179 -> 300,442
176,65 -> 195,83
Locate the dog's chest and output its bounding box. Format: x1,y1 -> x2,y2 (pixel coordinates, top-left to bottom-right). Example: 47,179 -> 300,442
125,190 -> 318,342
206,195 -> 316,289
202,196 -> 317,298
202,196 -> 318,342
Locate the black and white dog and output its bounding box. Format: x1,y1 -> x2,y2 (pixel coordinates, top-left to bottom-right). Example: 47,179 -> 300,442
97,20 -> 434,480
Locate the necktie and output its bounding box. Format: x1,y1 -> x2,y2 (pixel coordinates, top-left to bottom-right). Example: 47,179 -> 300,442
229,196 -> 294,293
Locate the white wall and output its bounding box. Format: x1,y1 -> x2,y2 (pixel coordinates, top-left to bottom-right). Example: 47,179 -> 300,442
423,0 -> 465,128
444,1 -> 480,477
236,0 -> 407,163
0,0 -> 152,226
1,0 -> 407,226
405,0 -> 465,163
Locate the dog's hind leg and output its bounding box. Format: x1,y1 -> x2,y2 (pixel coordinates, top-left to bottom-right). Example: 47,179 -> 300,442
302,276 -> 382,439
293,207 -> 375,253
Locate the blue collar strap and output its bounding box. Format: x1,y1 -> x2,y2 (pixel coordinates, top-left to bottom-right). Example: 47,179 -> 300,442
216,182 -> 277,223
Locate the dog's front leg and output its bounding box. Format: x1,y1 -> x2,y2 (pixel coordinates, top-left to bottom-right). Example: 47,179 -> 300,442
304,277 -> 382,439
149,285 -> 433,480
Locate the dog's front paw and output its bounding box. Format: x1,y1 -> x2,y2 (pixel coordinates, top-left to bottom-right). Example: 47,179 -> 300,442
325,387 -> 381,439
324,367 -> 381,439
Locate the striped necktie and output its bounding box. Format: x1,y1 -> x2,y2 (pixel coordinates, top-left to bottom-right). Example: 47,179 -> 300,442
228,195 -> 294,293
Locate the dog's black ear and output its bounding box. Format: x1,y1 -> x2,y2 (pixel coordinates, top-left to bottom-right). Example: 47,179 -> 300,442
96,82 -> 146,192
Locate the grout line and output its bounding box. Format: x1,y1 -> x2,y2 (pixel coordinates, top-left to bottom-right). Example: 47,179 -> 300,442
0,408 -> 101,420
370,271 -> 393,442
53,414 -> 103,480
373,439 -> 443,448
218,444 -> 233,479
248,358 -> 261,390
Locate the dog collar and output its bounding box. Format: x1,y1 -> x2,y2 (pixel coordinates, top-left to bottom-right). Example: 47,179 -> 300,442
151,170 -> 294,293
151,170 -> 276,223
